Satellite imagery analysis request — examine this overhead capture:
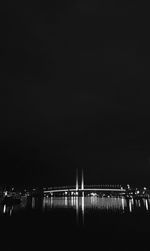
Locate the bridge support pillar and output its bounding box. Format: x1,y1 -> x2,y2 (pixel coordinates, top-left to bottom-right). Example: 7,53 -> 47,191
76,168 -> 79,195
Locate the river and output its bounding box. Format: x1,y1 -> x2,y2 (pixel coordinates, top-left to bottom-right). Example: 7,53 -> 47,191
0,196 -> 149,250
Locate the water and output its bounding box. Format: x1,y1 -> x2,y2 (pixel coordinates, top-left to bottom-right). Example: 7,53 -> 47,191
1,196 -> 150,216
0,196 -> 150,250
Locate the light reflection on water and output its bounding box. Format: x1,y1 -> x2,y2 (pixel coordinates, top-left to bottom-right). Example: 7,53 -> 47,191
42,196 -> 150,213
43,196 -> 127,211
0,196 -> 28,216
0,196 -> 150,217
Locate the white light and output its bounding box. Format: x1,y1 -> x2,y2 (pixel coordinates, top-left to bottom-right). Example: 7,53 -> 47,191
3,205 -> 6,214
4,191 -> 7,196
71,196 -> 74,206
81,195 -> 84,224
64,196 -> 68,206
145,200 -> 148,211
10,208 -> 13,216
121,198 -> 125,211
91,193 -> 97,197
32,198 -> 35,209
129,200 -> 132,212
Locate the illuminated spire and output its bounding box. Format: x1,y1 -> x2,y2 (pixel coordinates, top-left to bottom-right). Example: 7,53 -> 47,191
76,168 -> 79,191
81,169 -> 84,190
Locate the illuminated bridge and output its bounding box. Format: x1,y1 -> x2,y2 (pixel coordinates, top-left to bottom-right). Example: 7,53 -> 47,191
44,169 -> 126,195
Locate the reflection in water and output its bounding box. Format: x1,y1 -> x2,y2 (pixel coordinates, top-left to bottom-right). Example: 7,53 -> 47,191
0,196 -> 28,215
64,196 -> 67,207
145,199 -> 149,210
42,197 -> 150,218
42,196 -> 150,224
3,204 -> 6,214
82,195 -> 84,224
121,197 -> 125,211
129,200 -> 132,212
9,207 -> 13,216
76,197 -> 79,224
32,197 -> 35,209
0,196 -> 150,221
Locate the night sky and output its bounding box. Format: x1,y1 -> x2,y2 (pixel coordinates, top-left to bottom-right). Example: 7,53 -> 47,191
2,1 -> 150,187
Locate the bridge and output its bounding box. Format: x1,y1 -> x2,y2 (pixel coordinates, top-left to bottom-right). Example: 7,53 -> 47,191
43,169 -> 126,195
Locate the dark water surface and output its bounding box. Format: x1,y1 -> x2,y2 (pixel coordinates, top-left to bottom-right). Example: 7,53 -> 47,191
0,196 -> 150,250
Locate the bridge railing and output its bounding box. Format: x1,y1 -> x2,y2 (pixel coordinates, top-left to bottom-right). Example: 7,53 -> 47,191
44,185 -> 125,192
45,185 -> 76,191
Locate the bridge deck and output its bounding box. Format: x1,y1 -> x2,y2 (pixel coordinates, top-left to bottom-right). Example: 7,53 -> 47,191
44,188 -> 126,193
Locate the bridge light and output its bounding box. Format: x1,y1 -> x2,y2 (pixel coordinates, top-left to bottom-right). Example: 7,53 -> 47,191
4,191 -> 8,196
91,193 -> 98,197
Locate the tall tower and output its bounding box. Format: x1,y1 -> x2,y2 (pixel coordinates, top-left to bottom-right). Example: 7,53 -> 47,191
76,168 -> 79,191
81,169 -> 84,190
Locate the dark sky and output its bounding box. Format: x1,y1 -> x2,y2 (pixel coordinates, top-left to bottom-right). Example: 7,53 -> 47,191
2,1 -> 150,187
